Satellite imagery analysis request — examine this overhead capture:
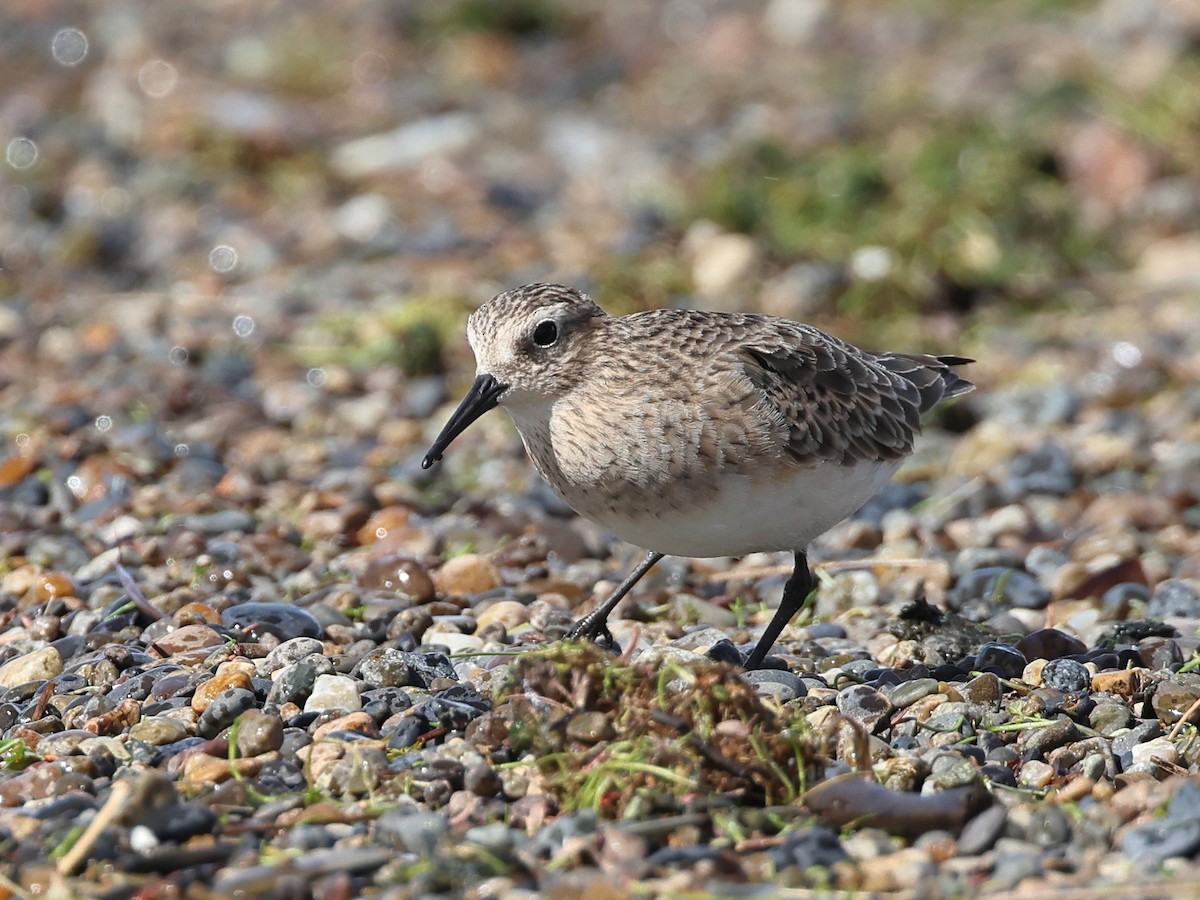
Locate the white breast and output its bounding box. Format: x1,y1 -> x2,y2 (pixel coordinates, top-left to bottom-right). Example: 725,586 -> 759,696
577,458 -> 901,558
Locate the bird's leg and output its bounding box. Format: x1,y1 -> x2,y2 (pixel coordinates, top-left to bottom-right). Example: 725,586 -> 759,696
566,551 -> 665,644
743,550 -> 813,669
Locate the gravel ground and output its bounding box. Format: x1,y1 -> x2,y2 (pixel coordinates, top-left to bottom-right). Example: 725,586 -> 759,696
2,1 -> 1200,897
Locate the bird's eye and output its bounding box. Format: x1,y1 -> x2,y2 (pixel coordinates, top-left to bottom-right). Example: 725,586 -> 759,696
532,320 -> 558,347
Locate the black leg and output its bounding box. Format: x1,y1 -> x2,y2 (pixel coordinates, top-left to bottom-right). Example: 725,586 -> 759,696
743,550 -> 813,669
566,551 -> 665,643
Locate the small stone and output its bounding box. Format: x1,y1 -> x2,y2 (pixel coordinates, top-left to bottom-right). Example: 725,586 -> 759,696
1016,629 -> 1087,662
1152,678 -> 1200,726
1147,580 -> 1200,619
198,688 -> 258,739
949,568 -> 1050,618
304,674 -> 362,713
974,643 -> 1026,679
836,684 -> 894,733
1089,701 -> 1133,736
192,662 -> 255,714
268,657 -> 333,707
222,602 -> 322,642
358,552 -> 436,601
1137,638 -> 1184,671
1091,668 -> 1147,698
858,846 -> 935,892
1112,721 -> 1164,768
565,710 -> 616,743
261,637 -> 325,675
960,672 -> 1002,706
234,709 -> 284,757
475,599 -> 530,631
743,669 -> 807,704
420,630 -> 484,654
355,648 -> 417,688
375,809 -> 449,856
1040,658 -> 1091,693
883,677 -> 939,708
463,762 -> 502,797
1017,759 -> 1054,789
0,646 -> 63,688
128,716 -> 189,746
958,805 -> 1007,856
151,624 -> 223,657
435,554 -> 500,597
1130,737 -> 1179,769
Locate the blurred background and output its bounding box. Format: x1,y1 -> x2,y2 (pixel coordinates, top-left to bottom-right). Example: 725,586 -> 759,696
1,0 -> 1198,499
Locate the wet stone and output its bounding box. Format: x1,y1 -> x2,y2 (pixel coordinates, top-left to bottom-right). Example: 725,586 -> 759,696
958,805 -> 1007,856
836,684 -> 894,733
128,716 -> 190,746
1039,658 -> 1091,693
1137,639 -> 1183,671
354,648 -> 417,688
235,709 -> 284,757
0,646 -> 63,689
1090,701 -> 1134,736
743,668 -> 806,703
948,568 -> 1050,619
882,677 -> 939,708
1017,716 -> 1080,759
565,710 -> 616,743
1146,580 -> 1200,619
1150,677 -> 1200,726
1016,629 -> 1087,662
192,663 -> 255,714
199,687 -> 258,738
268,656 -> 334,707
222,603 -> 322,642
376,809 -> 449,856
975,643 -> 1026,679
304,674 -> 361,713
261,637 -> 325,674
1112,721 -> 1164,768
150,624 -> 223,656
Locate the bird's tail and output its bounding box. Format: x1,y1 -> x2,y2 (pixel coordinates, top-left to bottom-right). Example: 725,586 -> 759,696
878,353 -> 975,413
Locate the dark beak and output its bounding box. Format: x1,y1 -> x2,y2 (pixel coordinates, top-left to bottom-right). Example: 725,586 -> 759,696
421,374 -> 508,469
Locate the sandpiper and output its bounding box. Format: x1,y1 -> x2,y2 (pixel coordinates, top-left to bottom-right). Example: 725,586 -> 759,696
423,283 -> 973,668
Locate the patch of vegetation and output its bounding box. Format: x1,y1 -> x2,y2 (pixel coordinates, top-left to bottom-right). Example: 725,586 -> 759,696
301,293 -> 472,376
419,0 -> 576,39
484,644 -> 815,818
691,119 -> 1114,317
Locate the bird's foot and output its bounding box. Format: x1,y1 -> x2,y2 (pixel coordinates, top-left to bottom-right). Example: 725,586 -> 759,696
565,614 -> 615,648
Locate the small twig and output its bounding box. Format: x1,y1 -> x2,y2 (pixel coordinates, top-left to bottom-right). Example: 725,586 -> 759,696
57,778 -> 132,875
31,680 -> 56,721
1167,695 -> 1200,741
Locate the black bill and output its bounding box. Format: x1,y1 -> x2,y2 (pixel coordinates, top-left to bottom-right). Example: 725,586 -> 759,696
421,373 -> 508,469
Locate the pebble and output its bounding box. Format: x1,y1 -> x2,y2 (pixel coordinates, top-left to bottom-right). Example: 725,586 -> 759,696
234,709 -> 284,757
303,674 -> 362,713
434,554 -> 501,597
948,568 -> 1051,618
974,643 -> 1027,678
1039,658 -> 1091,693
0,647 -> 63,688
221,603 -> 323,641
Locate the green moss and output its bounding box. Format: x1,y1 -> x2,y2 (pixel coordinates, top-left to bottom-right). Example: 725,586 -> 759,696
691,118 -> 1113,317
302,293 -> 471,376
422,0 -> 573,37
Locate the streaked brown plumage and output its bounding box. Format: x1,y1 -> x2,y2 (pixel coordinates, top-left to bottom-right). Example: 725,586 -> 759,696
424,283 -> 973,668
